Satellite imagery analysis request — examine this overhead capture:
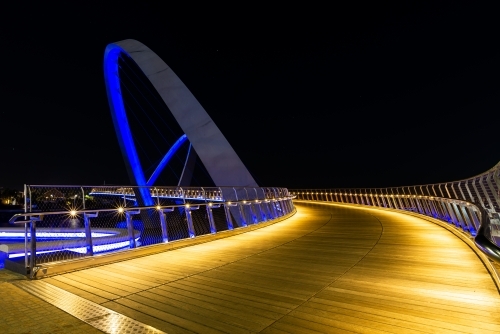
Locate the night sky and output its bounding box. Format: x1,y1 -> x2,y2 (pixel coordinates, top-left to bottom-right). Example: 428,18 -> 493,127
1,2 -> 499,190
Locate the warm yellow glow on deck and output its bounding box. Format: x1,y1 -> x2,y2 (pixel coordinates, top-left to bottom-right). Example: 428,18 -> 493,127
35,202 -> 500,333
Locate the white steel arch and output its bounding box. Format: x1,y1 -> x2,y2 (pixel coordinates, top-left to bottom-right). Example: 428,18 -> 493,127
104,39 -> 258,188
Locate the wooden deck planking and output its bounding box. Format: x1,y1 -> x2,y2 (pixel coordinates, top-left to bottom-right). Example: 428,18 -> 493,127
158,278 -> 293,315
41,202 -> 500,333
151,285 -> 286,321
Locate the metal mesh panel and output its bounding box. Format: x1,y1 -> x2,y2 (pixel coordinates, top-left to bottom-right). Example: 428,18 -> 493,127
290,161 -> 500,253
165,208 -> 189,241
6,185 -> 294,276
212,206 -> 229,232
191,208 -> 211,236
241,204 -> 256,225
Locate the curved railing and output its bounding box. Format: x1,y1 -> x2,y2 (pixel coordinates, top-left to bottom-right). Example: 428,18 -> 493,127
290,162 -> 500,264
3,185 -> 295,278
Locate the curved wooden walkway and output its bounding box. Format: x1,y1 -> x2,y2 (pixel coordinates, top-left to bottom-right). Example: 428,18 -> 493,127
24,202 -> 500,333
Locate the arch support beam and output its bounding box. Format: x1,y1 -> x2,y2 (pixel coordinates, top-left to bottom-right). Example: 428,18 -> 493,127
104,39 -> 258,193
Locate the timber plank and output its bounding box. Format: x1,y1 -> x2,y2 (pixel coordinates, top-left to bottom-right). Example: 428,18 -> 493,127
151,284 -> 284,320
311,294 -> 495,333
325,287 -> 500,318
59,272 -> 133,296
324,283 -> 500,312
288,308 -> 397,334
111,297 -> 225,334
101,300 -> 195,334
43,277 -> 109,304
187,274 -> 313,301
259,326 -> 290,334
50,275 -> 121,300
67,270 -> 143,294
308,290 -> 500,327
40,202 -> 500,333
302,301 -> 445,334
91,266 -> 161,288
276,315 -> 359,334
164,279 -> 302,309
314,291 -> 500,331
139,289 -> 270,330
125,293 -> 253,334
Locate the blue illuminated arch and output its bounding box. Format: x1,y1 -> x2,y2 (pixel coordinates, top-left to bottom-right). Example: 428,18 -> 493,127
147,134 -> 188,186
104,39 -> 258,205
104,44 -> 153,206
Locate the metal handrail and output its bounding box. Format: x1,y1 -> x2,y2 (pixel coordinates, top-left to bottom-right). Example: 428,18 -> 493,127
8,198 -> 292,225
291,189 -> 500,264
6,194 -> 294,279
474,205 -> 500,263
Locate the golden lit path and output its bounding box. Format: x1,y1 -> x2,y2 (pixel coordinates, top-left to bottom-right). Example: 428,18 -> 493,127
28,202 -> 500,333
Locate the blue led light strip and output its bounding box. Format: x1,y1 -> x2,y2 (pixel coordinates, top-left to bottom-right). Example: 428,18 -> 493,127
147,134 -> 188,186
104,44 -> 192,204
8,238 -> 140,258
104,44 -> 153,205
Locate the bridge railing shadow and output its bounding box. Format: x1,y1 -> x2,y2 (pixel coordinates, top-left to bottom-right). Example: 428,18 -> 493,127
3,186 -> 295,278
290,162 -> 500,264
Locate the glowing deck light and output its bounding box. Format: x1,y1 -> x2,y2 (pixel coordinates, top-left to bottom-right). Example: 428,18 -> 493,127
70,210 -> 77,217
118,207 -> 124,213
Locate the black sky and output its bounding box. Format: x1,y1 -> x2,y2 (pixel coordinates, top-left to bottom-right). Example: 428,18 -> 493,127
1,2 -> 499,190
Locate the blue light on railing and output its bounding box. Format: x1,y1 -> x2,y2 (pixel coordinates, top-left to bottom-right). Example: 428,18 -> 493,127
7,238 -> 140,258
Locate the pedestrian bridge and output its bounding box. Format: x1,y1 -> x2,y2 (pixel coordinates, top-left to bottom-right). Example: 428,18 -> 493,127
3,38 -> 500,332
12,201 -> 500,333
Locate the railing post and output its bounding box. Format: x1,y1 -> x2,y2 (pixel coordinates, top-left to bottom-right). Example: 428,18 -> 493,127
427,199 -> 438,217
125,210 -> 140,248
185,205 -> 197,238
238,203 -> 247,226
459,205 -> 475,234
258,200 -> 268,222
206,203 -> 216,233
451,202 -> 466,230
29,219 -> 36,279
24,223 -> 28,270
158,208 -> 173,242
234,188 -> 247,227
469,206 -> 482,231
83,212 -> 98,256
81,187 -> 86,209
270,199 -> 278,218
224,203 -> 234,230
254,188 -> 266,222
445,201 -> 459,226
